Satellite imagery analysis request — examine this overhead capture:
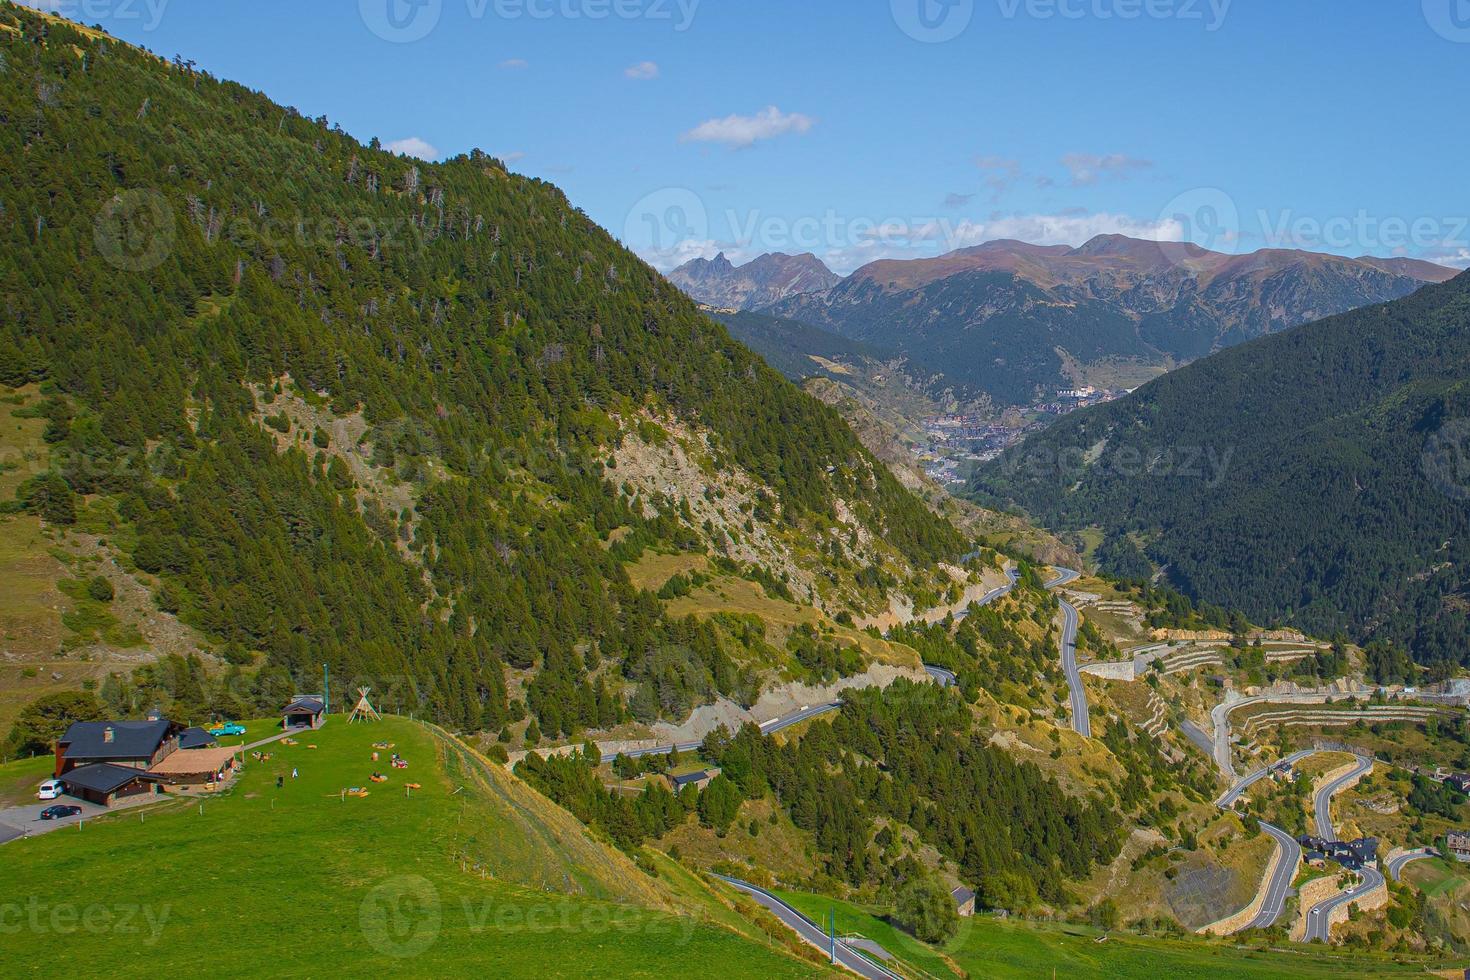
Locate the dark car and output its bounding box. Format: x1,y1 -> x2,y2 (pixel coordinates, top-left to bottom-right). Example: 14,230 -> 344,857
39,804 -> 83,820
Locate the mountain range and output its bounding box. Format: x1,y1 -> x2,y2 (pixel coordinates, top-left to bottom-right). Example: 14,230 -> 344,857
665,251 -> 840,311
671,239 -> 1456,406
973,269 -> 1470,667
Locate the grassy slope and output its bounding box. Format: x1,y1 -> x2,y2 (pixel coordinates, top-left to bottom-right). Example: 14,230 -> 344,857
774,888 -> 1438,979
0,716 -> 823,978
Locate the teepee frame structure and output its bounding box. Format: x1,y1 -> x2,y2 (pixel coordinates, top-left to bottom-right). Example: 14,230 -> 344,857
348,687 -> 382,724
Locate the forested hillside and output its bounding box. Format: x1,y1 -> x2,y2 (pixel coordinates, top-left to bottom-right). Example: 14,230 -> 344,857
0,4 -> 963,738
973,271 -> 1470,668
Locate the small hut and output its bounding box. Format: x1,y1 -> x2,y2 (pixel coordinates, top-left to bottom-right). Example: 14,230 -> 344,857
282,695 -> 327,730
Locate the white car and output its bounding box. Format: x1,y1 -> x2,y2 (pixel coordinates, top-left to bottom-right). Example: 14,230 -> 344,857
37,779 -> 64,801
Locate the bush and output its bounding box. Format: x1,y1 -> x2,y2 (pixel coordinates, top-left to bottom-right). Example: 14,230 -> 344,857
894,875 -> 959,944
86,575 -> 115,603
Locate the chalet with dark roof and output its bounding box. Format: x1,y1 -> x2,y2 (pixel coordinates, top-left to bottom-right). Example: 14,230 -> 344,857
282,696 -> 326,730
668,769 -> 719,792
54,719 -> 185,778
951,886 -> 976,917
59,762 -> 163,806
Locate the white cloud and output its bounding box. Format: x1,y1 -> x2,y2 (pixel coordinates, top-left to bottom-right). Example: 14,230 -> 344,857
1061,153 -> 1154,186
1427,247 -> 1470,270
499,150 -> 526,164
499,58 -> 529,70
680,106 -> 815,149
384,137 -> 439,161
624,61 -> 660,80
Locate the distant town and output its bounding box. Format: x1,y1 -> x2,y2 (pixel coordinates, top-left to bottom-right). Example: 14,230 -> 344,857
920,386 -> 1133,485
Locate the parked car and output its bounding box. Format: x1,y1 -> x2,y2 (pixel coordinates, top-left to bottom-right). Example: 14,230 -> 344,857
39,804 -> 82,820
36,779 -> 64,801
209,723 -> 247,737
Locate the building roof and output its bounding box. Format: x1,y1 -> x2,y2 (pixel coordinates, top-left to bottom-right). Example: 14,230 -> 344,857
59,720 -> 180,760
283,697 -> 325,715
951,886 -> 976,906
60,763 -> 163,794
178,727 -> 218,750
149,745 -> 238,775
670,770 -> 711,788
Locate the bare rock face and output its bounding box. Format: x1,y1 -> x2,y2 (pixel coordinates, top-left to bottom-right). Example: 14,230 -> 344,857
667,251 -> 840,311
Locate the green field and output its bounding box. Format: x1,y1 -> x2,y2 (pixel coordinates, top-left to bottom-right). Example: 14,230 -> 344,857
0,753 -> 54,806
774,888 -> 1447,979
0,716 -> 824,978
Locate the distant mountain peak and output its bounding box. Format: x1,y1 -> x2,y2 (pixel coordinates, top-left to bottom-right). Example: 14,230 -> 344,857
667,251 -> 840,311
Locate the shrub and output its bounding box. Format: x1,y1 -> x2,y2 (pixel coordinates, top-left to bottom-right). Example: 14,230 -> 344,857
86,575 -> 115,603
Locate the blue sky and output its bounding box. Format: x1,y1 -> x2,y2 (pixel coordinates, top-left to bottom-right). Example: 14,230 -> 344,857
25,0 -> 1470,273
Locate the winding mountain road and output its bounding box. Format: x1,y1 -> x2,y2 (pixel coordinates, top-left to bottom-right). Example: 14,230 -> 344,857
1387,848 -> 1439,881
1304,864 -> 1384,943
711,874 -> 901,979
1314,756 -> 1373,839
1303,755 -> 1380,943
1248,821 -> 1305,930
1213,751 -> 1319,932
1044,568 -> 1089,737
1215,750 -> 1317,809
605,562 -> 1087,764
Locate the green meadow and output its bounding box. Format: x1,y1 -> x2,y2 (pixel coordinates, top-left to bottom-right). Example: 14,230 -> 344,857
774,888 -> 1445,979
0,716 -> 822,978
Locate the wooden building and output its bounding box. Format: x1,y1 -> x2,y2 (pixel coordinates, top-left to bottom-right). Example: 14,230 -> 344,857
59,763 -> 163,807
282,696 -> 327,730
54,720 -> 184,778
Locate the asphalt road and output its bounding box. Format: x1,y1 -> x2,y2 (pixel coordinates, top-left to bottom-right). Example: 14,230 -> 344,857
600,700 -> 851,763
1249,821 -> 1304,930
1215,749 -> 1318,808
1315,756 -> 1373,839
1044,568 -> 1089,737
1387,848 -> 1439,881
711,874 -> 901,980
1304,864 -> 1384,943
1212,750 -> 1321,932
953,567 -> 1020,622
0,797 -> 112,844
1303,755 -> 1378,943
